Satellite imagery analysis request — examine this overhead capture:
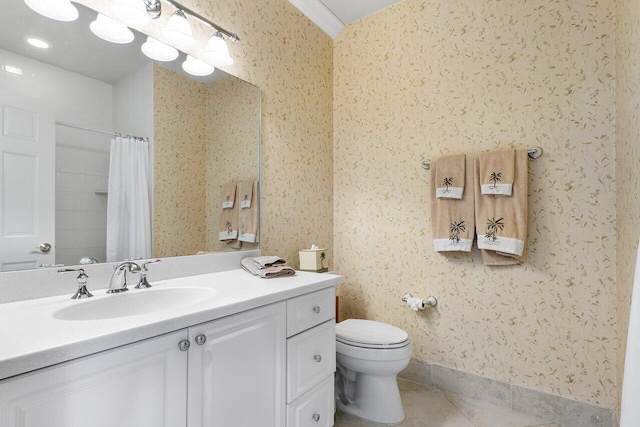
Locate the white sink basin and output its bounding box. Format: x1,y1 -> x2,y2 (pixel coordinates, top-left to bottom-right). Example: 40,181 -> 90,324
53,287 -> 217,321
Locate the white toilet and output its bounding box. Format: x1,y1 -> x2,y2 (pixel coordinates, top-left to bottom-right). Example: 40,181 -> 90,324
335,319 -> 412,425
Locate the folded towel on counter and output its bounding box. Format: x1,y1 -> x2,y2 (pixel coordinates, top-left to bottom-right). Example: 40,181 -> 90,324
478,149 -> 515,196
252,256 -> 286,268
434,154 -> 466,199
475,149 -> 529,265
219,182 -> 238,241
238,180 -> 260,243
241,257 -> 295,278
430,155 -> 475,252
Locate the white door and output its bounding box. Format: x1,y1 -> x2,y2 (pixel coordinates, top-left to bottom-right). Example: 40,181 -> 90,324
188,302 -> 287,427
0,330 -> 189,427
0,89 -> 55,271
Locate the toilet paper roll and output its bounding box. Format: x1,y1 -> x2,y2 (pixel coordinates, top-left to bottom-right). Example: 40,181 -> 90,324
406,297 -> 425,311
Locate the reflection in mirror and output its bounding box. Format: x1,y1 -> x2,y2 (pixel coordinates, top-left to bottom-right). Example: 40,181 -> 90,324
0,0 -> 260,272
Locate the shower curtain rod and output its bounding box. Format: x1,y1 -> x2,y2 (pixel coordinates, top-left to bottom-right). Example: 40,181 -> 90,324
421,146 -> 543,170
55,121 -> 149,142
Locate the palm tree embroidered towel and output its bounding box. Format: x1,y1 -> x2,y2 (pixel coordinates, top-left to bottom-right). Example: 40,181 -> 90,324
430,155 -> 475,252
434,154 -> 466,199
478,149 -> 515,196
475,149 -> 529,265
238,180 -> 259,243
219,181 -> 239,241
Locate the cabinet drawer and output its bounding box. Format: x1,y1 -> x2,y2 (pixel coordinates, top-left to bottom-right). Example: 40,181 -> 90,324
287,287 -> 335,337
287,375 -> 334,427
287,320 -> 335,403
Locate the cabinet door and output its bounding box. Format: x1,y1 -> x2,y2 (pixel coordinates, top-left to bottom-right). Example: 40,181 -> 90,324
188,302 -> 286,427
0,330 -> 188,427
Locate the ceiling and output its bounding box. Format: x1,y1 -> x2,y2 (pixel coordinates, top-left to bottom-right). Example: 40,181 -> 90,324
289,0 -> 403,38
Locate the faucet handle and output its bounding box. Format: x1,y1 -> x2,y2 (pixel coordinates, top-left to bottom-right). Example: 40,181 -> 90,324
58,268 -> 93,299
136,259 -> 161,289
141,259 -> 161,271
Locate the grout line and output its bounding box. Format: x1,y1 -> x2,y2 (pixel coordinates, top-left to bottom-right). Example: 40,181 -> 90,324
440,391 -> 476,426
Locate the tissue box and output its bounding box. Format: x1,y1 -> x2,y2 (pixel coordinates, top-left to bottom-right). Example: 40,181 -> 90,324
299,248 -> 328,272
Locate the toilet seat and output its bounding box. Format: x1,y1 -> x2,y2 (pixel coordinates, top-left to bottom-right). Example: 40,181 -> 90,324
336,319 -> 409,349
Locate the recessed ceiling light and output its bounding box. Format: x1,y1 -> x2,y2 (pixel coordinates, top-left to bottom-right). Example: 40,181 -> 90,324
26,37 -> 50,49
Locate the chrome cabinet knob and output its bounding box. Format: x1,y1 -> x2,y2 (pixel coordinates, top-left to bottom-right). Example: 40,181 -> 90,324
36,243 -> 52,253
195,334 -> 207,346
314,354 -> 322,363
313,305 -> 321,313
312,413 -> 320,422
178,340 -> 190,351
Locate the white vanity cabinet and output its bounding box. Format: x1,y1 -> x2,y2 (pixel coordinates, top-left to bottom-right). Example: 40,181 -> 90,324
0,330 -> 189,427
286,288 -> 336,427
187,301 -> 286,427
0,275 -> 338,427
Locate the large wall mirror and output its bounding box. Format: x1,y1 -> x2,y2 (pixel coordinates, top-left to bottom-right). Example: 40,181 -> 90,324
0,0 -> 260,272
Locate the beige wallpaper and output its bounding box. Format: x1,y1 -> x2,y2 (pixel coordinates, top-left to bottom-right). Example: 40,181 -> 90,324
153,65 -> 207,257
205,76 -> 260,252
615,0 -> 640,413
334,0 -> 617,410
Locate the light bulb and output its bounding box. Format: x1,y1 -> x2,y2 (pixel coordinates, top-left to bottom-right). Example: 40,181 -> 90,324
24,0 -> 79,22
111,0 -> 152,28
141,36 -> 179,62
202,32 -> 233,66
90,13 -> 134,44
182,55 -> 214,77
162,9 -> 196,49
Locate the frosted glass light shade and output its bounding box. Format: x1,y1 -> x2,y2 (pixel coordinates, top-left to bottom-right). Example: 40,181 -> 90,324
162,10 -> 196,49
182,55 -> 214,77
24,0 -> 79,22
141,37 -> 179,62
90,13 -> 134,44
111,0 -> 151,28
72,0 -> 94,3
202,33 -> 233,66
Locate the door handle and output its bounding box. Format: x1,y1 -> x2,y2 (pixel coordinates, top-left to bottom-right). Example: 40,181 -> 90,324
35,243 -> 52,253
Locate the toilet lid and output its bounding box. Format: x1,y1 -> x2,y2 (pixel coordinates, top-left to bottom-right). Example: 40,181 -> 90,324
336,319 -> 409,349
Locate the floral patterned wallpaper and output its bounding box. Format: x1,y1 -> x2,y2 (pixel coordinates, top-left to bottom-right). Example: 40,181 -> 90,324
334,0 -> 617,410
615,0 -> 640,413
153,66 -> 207,257
205,76 -> 260,252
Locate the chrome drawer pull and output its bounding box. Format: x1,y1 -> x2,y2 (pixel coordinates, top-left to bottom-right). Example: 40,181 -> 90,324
312,413 -> 320,422
178,340 -> 190,351
195,334 -> 207,345
313,305 -> 321,313
314,354 -> 322,363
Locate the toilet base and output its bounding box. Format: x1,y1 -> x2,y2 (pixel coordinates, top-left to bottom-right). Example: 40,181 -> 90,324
336,373 -> 405,425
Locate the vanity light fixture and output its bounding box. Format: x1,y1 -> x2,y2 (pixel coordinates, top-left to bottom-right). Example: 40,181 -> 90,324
162,9 -> 196,49
90,13 -> 135,44
26,37 -> 50,49
182,55 -> 214,76
24,0 -> 79,22
4,65 -> 24,76
111,0 -> 152,28
141,36 -> 179,62
202,32 -> 233,66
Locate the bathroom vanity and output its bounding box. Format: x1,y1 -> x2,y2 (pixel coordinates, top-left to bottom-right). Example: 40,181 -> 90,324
0,269 -> 339,427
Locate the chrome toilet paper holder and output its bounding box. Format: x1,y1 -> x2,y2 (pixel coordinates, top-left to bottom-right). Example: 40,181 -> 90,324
402,293 -> 437,311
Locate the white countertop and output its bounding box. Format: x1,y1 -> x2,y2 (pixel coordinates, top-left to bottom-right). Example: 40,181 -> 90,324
0,269 -> 341,381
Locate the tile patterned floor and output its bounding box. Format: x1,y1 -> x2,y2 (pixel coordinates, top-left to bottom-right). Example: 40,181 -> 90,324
334,379 -> 560,427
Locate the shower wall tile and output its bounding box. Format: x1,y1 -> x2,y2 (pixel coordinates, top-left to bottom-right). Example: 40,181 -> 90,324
615,0 -> 640,414
334,0 -> 617,410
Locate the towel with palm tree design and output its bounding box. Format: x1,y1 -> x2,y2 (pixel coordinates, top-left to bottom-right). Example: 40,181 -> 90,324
434,154 -> 466,199
478,149 -> 515,196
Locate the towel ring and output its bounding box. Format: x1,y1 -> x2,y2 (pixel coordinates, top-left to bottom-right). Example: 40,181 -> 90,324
421,146 -> 543,170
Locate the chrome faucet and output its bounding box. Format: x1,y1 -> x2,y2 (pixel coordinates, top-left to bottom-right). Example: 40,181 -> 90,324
107,261 -> 142,294
135,259 -> 161,289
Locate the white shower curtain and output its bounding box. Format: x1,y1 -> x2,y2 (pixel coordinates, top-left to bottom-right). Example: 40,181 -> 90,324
106,136 -> 152,262
621,239 -> 640,426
